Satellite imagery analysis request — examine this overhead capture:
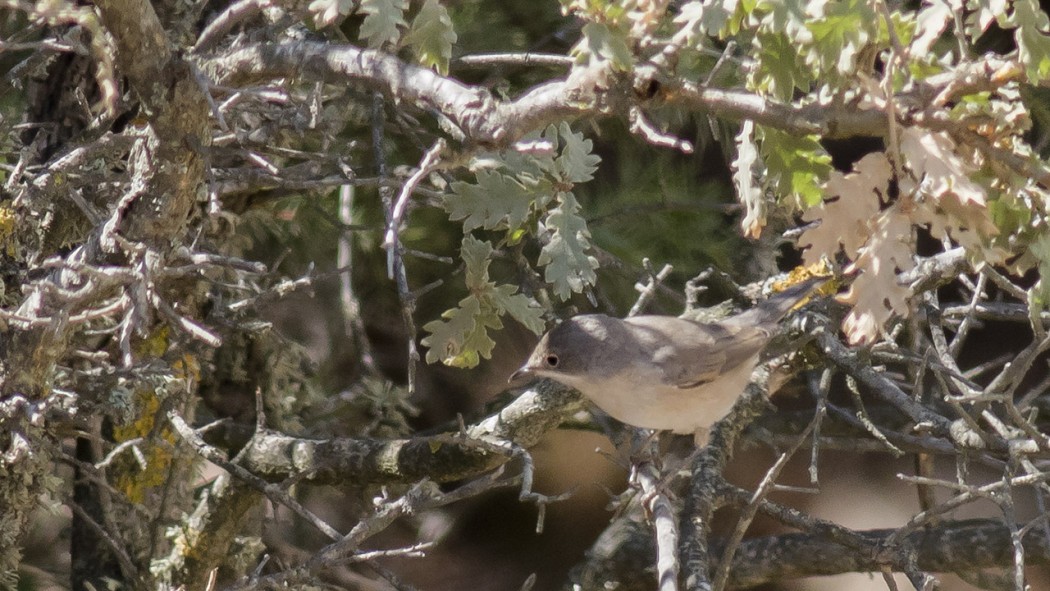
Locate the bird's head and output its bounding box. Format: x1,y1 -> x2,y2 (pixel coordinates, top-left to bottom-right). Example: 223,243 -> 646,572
509,315 -> 615,384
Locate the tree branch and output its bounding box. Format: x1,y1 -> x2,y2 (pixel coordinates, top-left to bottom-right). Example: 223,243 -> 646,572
725,519 -> 1050,588
203,41 -> 604,148
234,380 -> 584,484
202,41 -> 898,152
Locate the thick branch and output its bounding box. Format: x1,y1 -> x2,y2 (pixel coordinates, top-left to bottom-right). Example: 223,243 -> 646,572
202,41 -> 893,150
668,81 -> 887,138
203,41 -> 604,148
235,380 -> 584,484
1,0 -> 211,582
95,0 -> 211,243
571,517 -> 1050,590
727,519 -> 1050,588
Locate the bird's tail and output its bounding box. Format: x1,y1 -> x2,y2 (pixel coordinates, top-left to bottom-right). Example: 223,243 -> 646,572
725,275 -> 831,328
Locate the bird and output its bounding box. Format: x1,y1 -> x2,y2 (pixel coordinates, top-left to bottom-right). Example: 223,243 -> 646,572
509,278 -> 823,440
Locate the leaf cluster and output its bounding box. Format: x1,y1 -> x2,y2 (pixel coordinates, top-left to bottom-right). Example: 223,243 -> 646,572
424,123 -> 601,366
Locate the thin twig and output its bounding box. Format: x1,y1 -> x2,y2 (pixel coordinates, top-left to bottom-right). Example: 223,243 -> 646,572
712,406 -> 823,591
372,92 -> 421,393
947,273 -> 987,358
193,0 -> 274,53
630,436 -> 680,591
629,259 -> 674,317
338,184 -> 379,375
454,52 -> 574,68
68,501 -> 140,581
628,106 -> 693,154
383,139 -> 447,252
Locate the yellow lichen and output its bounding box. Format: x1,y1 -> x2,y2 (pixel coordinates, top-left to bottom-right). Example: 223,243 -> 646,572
0,204 -> 16,258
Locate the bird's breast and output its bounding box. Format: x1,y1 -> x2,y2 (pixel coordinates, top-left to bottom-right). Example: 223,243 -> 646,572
574,354 -> 760,434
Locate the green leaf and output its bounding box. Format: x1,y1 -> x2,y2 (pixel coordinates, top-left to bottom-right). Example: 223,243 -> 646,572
749,1 -> 818,96
461,234 -> 544,334
460,235 -> 493,291
359,0 -> 408,48
988,193 -> 1034,239
578,22 -> 634,71
539,192 -> 599,300
964,0 -> 1009,40
445,169 -> 537,232
752,31 -> 811,100
489,284 -> 545,334
462,304 -> 501,364
484,128 -> 557,189
758,127 -> 832,207
805,0 -> 875,80
555,122 -> 601,184
753,0 -> 809,36
1014,0 -> 1050,83
425,236 -> 547,366
674,0 -> 734,40
421,295 -> 481,366
405,0 -> 457,74
494,146 -> 556,183
421,294 -> 503,368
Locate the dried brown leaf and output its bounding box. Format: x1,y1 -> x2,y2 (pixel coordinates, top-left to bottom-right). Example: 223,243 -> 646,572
900,128 -> 1005,262
800,152 -> 891,264
837,204 -> 915,345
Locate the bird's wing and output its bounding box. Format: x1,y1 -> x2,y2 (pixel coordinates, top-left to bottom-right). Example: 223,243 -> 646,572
625,316 -> 772,389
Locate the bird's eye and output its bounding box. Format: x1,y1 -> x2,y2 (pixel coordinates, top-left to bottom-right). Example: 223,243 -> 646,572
545,354 -> 559,368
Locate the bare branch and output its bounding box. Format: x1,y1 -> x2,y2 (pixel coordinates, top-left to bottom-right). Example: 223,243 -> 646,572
725,519 -> 1050,589
234,380 -> 584,484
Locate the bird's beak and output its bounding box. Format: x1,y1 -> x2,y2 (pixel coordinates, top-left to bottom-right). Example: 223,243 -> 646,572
508,366 -> 534,384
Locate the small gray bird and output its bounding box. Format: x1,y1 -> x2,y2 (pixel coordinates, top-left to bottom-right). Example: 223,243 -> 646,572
510,279 -> 822,438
